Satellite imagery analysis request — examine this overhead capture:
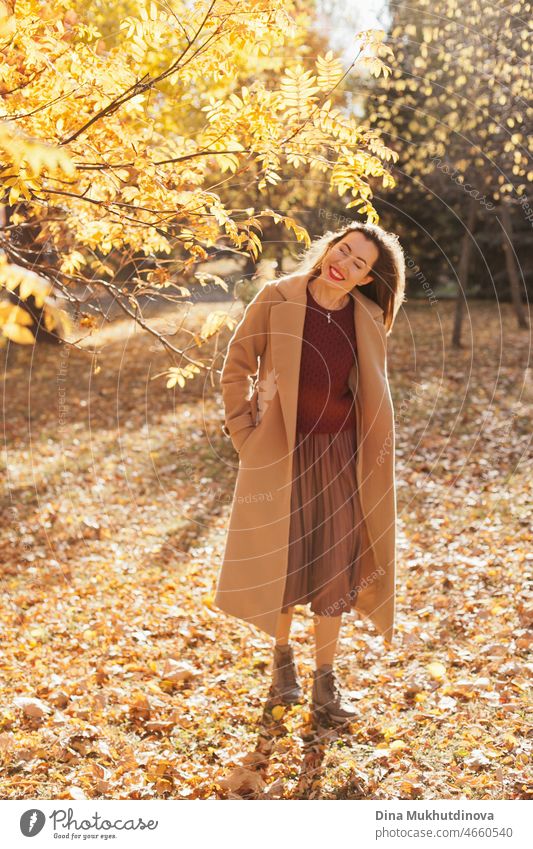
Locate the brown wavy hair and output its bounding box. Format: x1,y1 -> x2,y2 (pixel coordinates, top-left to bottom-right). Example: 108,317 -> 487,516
286,222 -> 406,335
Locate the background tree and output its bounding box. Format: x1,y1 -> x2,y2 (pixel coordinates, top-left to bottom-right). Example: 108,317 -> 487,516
364,0 -> 532,346
0,0 -> 397,385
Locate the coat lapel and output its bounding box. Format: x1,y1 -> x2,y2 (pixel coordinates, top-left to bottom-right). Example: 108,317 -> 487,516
269,276 -> 307,448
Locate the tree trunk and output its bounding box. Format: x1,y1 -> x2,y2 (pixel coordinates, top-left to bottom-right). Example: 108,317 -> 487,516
500,199 -> 529,329
242,253 -> 257,282
276,241 -> 284,274
452,195 -> 478,348
2,204 -> 64,344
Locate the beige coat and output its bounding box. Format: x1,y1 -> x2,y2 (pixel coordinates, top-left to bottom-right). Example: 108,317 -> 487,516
214,273 -> 397,646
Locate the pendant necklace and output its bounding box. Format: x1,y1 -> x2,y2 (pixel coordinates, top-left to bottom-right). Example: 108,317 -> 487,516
308,285 -> 350,324
326,297 -> 350,323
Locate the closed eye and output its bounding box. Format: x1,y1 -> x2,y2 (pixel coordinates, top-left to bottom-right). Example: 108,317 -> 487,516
340,244 -> 362,269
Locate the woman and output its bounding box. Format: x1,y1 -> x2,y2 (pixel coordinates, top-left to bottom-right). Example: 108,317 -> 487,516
215,222 -> 405,726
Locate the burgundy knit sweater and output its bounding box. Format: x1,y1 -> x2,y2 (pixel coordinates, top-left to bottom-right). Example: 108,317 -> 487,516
295,285 -> 357,433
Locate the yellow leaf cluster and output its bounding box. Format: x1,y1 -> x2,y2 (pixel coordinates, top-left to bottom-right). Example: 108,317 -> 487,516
1,0 -> 398,347
165,363 -> 201,389
0,255 -> 71,345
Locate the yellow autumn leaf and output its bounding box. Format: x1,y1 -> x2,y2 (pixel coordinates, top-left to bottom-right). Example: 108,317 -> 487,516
0,303 -> 33,326
2,322 -> 35,344
199,311 -> 230,341
271,705 -> 285,721
426,662 -> 447,681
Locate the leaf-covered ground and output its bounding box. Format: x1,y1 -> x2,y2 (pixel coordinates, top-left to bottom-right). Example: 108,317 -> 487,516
0,300 -> 531,800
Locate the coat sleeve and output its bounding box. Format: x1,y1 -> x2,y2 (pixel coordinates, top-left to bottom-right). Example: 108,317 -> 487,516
220,281 -> 277,453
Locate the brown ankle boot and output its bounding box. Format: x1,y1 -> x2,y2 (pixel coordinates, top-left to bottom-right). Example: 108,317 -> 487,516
311,664 -> 357,726
269,643 -> 303,704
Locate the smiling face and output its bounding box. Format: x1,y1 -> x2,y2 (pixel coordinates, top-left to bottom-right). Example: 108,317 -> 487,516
318,230 -> 379,294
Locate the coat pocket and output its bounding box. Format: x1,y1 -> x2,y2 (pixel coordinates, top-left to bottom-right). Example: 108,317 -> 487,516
234,424 -> 257,454
249,384 -> 259,426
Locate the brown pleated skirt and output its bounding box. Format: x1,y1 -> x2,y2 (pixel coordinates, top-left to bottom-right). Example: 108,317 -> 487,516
280,427 -> 364,618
